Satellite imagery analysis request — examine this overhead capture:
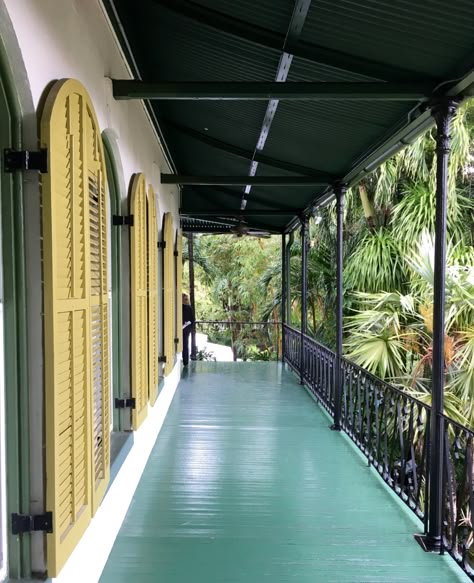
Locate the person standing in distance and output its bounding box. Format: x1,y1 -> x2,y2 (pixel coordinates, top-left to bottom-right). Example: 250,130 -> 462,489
182,292 -> 195,366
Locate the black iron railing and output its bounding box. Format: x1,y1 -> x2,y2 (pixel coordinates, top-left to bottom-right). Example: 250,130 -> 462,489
442,415 -> 474,576
282,322 -> 301,371
283,323 -> 474,579
341,357 -> 429,521
284,325 -> 336,412
193,320 -> 281,361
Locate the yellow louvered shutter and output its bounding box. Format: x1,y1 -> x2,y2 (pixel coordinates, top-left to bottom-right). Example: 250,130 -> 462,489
130,174 -> 148,428
163,213 -> 175,376
41,79 -> 110,576
176,231 -> 183,353
148,186 -> 159,404
88,116 -> 110,515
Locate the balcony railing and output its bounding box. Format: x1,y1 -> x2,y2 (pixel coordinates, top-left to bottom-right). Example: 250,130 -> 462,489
193,320 -> 281,361
442,414 -> 474,574
283,323 -> 474,579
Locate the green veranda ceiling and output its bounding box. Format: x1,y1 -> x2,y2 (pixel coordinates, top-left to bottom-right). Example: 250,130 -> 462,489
104,0 -> 474,233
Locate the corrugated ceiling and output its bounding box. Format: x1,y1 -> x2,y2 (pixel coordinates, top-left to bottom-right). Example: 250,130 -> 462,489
106,0 -> 474,232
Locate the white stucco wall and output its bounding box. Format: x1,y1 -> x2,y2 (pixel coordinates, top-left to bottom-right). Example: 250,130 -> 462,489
4,0 -> 180,221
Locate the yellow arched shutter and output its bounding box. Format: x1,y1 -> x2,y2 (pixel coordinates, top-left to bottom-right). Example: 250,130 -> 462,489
163,213 -> 175,376
176,231 -> 183,353
130,174 -> 148,428
148,186 -> 159,404
41,79 -> 110,576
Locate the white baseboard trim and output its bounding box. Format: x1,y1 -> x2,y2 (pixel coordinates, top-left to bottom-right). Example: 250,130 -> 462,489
52,362 -> 181,583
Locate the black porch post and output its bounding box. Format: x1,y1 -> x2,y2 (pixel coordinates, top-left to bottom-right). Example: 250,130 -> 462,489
331,184 -> 346,430
187,233 -> 198,360
300,216 -> 309,384
286,231 -> 294,325
423,98 -> 458,551
281,234 -> 286,361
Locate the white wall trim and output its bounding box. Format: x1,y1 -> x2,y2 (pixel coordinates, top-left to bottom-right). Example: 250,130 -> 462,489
0,305 -> 7,582
51,362 -> 181,583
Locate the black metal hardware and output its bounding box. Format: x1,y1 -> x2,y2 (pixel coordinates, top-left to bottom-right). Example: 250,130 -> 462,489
158,356 -> 167,363
12,511 -> 53,534
157,241 -> 166,249
114,397 -> 136,409
112,215 -> 134,226
174,337 -> 179,344
331,184 -> 346,432
4,148 -> 48,173
174,250 -> 179,257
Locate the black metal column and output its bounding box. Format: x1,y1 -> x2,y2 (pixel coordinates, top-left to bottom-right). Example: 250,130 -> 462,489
422,98 -> 458,552
286,231 -> 294,325
281,234 -> 286,361
331,184 -> 346,430
300,216 -> 309,384
187,233 -> 198,359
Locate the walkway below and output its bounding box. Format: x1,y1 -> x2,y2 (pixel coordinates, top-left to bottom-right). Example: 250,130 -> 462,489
100,362 -> 467,582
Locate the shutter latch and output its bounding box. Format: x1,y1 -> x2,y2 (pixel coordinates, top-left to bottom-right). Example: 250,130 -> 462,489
114,397 -> 136,409
4,149 -> 48,173
112,215 -> 134,227
157,241 -> 166,249
12,512 -> 53,534
174,338 -> 179,344
158,356 -> 167,363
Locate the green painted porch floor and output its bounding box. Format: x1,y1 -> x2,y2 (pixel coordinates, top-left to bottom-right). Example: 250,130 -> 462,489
100,362 -> 467,583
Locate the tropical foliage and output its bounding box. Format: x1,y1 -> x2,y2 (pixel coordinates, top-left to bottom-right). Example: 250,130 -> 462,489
182,234 -> 281,361
184,99 -> 474,425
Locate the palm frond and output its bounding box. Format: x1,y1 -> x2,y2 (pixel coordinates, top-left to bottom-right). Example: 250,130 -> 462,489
345,228 -> 406,293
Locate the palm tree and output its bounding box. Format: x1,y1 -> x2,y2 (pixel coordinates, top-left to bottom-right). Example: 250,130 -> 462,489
345,232 -> 474,425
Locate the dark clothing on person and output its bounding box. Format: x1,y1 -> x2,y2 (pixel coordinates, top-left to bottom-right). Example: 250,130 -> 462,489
182,304 -> 195,365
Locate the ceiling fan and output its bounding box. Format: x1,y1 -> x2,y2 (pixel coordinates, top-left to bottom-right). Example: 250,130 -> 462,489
230,219 -> 271,238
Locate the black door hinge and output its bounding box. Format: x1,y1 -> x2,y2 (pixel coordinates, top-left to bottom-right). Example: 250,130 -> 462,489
157,241 -> 166,249
115,397 -> 136,409
12,512 -> 53,534
113,215 -> 134,227
173,250 -> 179,257
174,337 -> 179,344
4,149 -> 48,173
158,356 -> 167,363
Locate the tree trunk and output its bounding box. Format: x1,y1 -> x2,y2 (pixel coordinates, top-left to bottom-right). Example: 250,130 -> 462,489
310,298 -> 317,335
359,184 -> 376,229
230,323 -> 238,361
